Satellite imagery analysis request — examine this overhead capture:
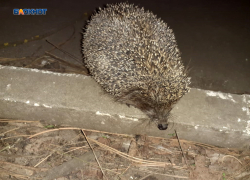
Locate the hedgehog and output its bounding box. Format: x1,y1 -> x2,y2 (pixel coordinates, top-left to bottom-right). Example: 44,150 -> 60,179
82,3 -> 191,130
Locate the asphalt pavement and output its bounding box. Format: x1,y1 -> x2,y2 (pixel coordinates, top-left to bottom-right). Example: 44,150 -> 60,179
1,0 -> 249,93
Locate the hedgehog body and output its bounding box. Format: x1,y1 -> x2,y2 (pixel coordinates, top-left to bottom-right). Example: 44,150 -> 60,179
83,3 -> 191,130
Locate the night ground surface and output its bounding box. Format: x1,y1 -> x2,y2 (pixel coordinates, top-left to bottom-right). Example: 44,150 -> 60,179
0,0 -> 249,94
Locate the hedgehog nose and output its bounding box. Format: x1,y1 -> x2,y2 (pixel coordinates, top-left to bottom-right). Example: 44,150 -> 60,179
158,124 -> 168,130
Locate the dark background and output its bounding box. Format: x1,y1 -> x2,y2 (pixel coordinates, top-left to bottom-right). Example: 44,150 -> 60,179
1,0 -> 249,94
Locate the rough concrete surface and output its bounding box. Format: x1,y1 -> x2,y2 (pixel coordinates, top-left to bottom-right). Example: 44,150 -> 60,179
0,65 -> 249,149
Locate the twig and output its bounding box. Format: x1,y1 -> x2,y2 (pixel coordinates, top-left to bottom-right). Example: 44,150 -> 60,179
0,138 -> 20,152
45,51 -> 88,73
174,130 -> 189,168
222,155 -> 243,165
136,168 -> 188,179
1,135 -> 30,140
87,137 -> 185,169
28,127 -> 80,139
47,24 -> 76,53
139,173 -> 153,180
0,160 -> 47,171
0,57 -> 26,62
81,130 -> 108,180
0,119 -> 39,123
0,167 -> 29,179
34,153 -> 53,168
24,56 -> 45,68
121,164 -> 131,175
1,127 -> 20,135
228,162 -> 250,180
46,39 -> 83,65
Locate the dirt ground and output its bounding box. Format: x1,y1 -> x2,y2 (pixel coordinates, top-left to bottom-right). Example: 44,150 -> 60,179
0,118 -> 249,180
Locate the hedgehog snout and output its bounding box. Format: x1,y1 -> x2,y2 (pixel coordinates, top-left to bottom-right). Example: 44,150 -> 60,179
157,123 -> 168,130
147,111 -> 170,130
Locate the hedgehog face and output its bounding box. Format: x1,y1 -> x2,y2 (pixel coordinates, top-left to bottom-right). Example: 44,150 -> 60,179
144,105 -> 172,130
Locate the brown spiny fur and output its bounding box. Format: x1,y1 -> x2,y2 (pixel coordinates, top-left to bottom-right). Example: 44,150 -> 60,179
82,3 -> 191,130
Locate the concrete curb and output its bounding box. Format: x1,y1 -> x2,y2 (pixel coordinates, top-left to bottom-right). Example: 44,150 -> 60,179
0,65 -> 249,148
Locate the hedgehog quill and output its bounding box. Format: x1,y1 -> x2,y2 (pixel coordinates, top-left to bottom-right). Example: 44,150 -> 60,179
83,3 -> 191,130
